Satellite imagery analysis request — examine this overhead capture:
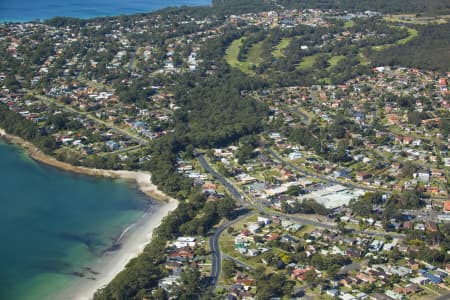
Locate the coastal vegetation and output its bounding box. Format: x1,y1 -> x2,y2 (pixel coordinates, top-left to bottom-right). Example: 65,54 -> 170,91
0,103 -> 57,153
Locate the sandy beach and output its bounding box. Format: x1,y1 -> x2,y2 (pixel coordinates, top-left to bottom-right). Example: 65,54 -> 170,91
59,198 -> 178,300
0,128 -> 179,299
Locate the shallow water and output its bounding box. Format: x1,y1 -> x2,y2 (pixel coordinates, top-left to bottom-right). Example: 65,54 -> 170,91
0,141 -> 152,299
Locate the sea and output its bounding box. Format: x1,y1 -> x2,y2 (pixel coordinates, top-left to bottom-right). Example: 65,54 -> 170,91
0,140 -> 155,299
0,0 -> 211,23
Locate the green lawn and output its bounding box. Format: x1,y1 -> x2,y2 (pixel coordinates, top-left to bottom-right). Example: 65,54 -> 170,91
358,49 -> 371,66
297,53 -> 320,70
344,20 -> 355,28
224,37 -> 255,75
328,55 -> 345,68
272,38 -> 292,59
225,37 -> 266,75
247,40 -> 265,66
372,26 -> 418,51
397,27 -> 418,45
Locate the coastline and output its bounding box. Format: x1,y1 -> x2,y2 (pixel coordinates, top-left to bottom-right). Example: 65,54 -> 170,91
58,198 -> 178,300
0,128 -> 171,202
0,128 -> 179,299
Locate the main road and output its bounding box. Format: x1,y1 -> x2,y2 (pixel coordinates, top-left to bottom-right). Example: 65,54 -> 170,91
209,210 -> 253,286
200,151 -> 405,287
198,152 -> 405,238
197,154 -> 245,207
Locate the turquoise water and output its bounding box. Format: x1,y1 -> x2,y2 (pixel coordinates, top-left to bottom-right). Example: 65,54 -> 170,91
0,0 -> 211,22
0,141 -> 152,299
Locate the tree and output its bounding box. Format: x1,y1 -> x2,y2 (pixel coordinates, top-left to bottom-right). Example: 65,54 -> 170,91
304,270 -> 317,284
337,222 -> 347,234
286,185 -> 303,196
216,197 -> 236,219
222,259 -> 237,279
173,268 -> 202,299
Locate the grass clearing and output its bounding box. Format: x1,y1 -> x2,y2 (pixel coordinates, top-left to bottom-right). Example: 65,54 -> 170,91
224,37 -> 255,75
344,20 -> 355,28
328,55 -> 345,68
358,49 -> 371,66
372,26 -> 418,51
247,40 -> 265,66
272,37 -> 292,59
397,27 -> 418,45
297,53 -> 320,70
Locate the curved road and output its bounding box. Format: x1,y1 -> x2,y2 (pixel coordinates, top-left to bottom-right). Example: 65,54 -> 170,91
209,211 -> 252,286
198,154 -> 245,207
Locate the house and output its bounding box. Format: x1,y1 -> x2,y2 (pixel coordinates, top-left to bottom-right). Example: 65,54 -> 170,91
168,249 -> 194,262
415,171 -> 430,183
370,293 -> 395,300
409,276 -> 430,285
423,273 -> 443,284
158,275 -> 180,291
403,221 -> 413,230
174,237 -> 196,248
266,233 -> 280,241
247,248 -> 260,257
414,223 -> 425,231
248,223 -> 260,234
425,221 -> 438,232
443,201 -> 450,213
356,172 -> 372,181
291,266 -> 316,281
105,140 -> 119,150
395,283 -> 422,295
326,289 -> 339,297
385,290 -> 404,300
234,272 -> 255,289
346,249 -> 362,258
369,240 -> 384,252
288,151 -> 302,160
356,272 -> 377,283
407,259 -> 420,270
257,216 -> 271,225
388,266 -> 412,277
340,293 -> 356,300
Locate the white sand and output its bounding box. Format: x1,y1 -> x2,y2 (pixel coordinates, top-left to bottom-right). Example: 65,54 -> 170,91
58,197 -> 178,300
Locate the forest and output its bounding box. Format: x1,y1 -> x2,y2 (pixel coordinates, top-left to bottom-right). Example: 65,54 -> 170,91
0,103 -> 57,153
369,24 -> 450,72
278,0 -> 450,16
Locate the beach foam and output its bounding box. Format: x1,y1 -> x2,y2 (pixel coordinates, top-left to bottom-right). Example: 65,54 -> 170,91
60,198 -> 177,300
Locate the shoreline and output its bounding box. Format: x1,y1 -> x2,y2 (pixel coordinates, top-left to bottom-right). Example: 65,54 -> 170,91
0,128 -> 171,202
58,199 -> 178,300
0,128 -> 179,299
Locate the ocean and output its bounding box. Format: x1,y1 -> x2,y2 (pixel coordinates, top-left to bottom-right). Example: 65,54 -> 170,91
0,141 -> 153,299
0,0 -> 211,22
